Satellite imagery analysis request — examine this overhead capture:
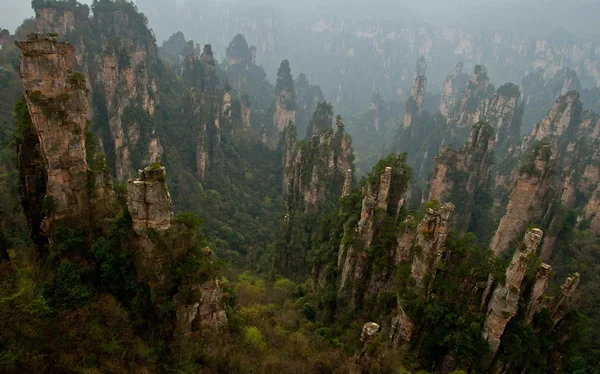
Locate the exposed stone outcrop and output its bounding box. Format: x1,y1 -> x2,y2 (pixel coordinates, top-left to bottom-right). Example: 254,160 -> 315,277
176,275 -> 228,336
428,123 -> 494,232
337,155 -> 410,310
473,83 -> 523,155
489,144 -> 556,256
295,72 -> 324,136
584,183 -> 600,235
547,273 -> 580,326
241,95 -> 251,128
483,229 -> 543,361
390,203 -> 455,349
403,75 -> 427,129
409,203 -> 455,293
283,107 -> 353,212
439,62 -> 468,118
126,166 -> 174,235
526,91 -> 582,146
452,65 -> 495,132
16,34 -> 96,233
90,5 -> 163,180
35,5 -> 77,35
525,263 -> 552,323
342,169 -> 352,197
273,60 -> 296,133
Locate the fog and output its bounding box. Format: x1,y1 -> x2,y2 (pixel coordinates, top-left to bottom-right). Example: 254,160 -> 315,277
2,0 -> 598,39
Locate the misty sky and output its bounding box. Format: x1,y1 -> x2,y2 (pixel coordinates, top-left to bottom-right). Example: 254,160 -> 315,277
0,0 -> 496,34
1,0 -> 597,38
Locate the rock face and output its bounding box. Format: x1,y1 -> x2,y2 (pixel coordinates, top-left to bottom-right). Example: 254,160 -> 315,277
428,123 -> 494,232
16,34 -> 91,230
452,65 -> 495,132
526,263 -> 552,322
489,144 -> 555,256
403,75 -> 427,129
283,106 -> 353,212
527,91 -> 582,145
127,166 -> 174,235
337,156 -> 410,310
409,203 -> 456,293
548,273 -> 580,326
34,2 -> 164,181
473,83 -> 523,155
439,62 -> 469,118
295,72 -> 324,136
273,60 -> 296,133
483,229 -> 543,361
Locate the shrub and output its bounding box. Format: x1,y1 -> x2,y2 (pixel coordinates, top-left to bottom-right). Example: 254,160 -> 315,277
244,326 -> 267,352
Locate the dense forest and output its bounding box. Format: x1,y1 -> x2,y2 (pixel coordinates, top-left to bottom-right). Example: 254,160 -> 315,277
0,1 -> 599,373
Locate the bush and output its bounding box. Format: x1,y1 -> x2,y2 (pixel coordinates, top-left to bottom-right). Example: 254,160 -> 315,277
244,326 -> 267,352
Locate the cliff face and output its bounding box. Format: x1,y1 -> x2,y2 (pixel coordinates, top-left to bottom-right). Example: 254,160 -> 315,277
34,2 -> 164,181
452,65 -> 495,131
273,60 -> 296,134
403,75 -> 427,129
428,123 -> 495,232
16,33 -> 112,235
295,73 -> 324,136
473,83 -> 523,155
283,113 -> 353,212
483,229 -> 543,361
527,91 -> 582,145
126,166 -> 174,235
337,155 -> 411,310
489,144 -> 556,256
94,6 -> 162,180
439,62 -> 468,118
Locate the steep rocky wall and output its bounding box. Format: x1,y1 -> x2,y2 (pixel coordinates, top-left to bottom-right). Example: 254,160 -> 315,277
404,75 -> 427,129
527,91 -> 582,145
283,114 -> 353,212
16,34 -> 90,230
439,62 -> 468,118
337,155 -> 410,310
126,165 -> 174,235
451,65 -> 495,132
483,229 -> 543,361
409,203 -> 455,293
489,144 -> 556,256
428,124 -> 494,232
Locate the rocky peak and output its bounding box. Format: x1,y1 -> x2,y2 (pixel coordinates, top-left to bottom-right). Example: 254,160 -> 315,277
483,229 -> 544,361
201,44 -> 218,94
527,91 -> 583,144
283,111 -> 353,213
453,65 -> 495,131
410,203 -> 456,293
16,33 -> 90,229
439,61 -> 468,118
414,56 -> 427,79
337,154 -> 410,310
294,73 -> 324,136
428,123 -> 495,232
548,273 -> 580,326
526,263 -> 552,322
273,59 -> 296,133
307,101 -> 334,136
489,144 -> 556,256
474,83 -> 523,154
126,165 -> 174,235
403,75 -> 427,129
225,33 -> 252,66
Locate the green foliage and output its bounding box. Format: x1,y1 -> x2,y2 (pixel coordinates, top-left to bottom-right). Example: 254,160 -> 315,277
42,195 -> 56,214
67,71 -> 86,89
244,326 -> 267,352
